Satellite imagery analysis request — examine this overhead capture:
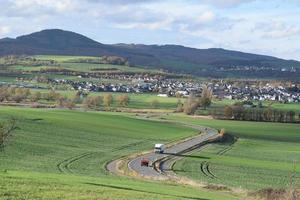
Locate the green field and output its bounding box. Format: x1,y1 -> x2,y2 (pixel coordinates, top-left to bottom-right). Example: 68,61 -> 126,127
35,55 -> 99,62
29,89 -> 180,110
10,62 -> 160,74
5,55 -> 163,74
1,54 -> 300,198
0,107 -> 238,200
153,114 -> 300,189
28,88 -> 300,113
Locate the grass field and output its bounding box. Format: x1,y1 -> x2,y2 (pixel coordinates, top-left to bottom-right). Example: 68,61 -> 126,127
35,55 -> 99,62
30,88 -> 300,113
30,89 -> 180,110
10,63 -> 160,74
0,107 -> 238,200
33,55 -> 162,73
0,170 -> 239,200
152,114 -> 300,189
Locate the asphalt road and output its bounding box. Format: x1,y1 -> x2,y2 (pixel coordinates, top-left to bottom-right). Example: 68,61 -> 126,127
126,126 -> 220,178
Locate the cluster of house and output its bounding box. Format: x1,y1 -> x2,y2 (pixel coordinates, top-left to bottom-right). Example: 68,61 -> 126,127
217,65 -> 297,72
48,78 -> 300,103
211,83 -> 300,103
6,75 -> 299,103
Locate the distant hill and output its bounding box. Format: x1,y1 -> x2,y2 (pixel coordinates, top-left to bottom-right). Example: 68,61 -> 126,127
1,29 -> 300,78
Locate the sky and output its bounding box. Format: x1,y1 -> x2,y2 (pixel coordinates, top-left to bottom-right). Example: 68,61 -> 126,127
0,0 -> 300,60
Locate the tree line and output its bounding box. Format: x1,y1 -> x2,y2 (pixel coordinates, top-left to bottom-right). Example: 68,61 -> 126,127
0,55 -> 57,66
213,105 -> 299,123
0,86 -> 132,110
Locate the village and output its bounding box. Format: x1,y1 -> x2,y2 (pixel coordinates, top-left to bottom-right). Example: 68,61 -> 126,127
10,75 -> 300,103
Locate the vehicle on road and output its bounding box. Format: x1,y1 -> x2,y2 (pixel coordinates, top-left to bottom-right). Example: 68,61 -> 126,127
154,144 -> 165,154
140,158 -> 150,167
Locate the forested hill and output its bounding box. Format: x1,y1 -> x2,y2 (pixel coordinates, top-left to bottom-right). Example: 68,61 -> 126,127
1,29 -> 299,78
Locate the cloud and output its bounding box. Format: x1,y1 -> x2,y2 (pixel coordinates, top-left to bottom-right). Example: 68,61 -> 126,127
0,0 -> 300,60
256,21 -> 300,39
86,0 -> 254,7
202,0 -> 255,8
0,26 -> 11,36
86,0 -> 161,4
3,0 -> 78,17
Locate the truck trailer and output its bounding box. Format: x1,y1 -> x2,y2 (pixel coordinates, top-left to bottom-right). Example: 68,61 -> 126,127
154,144 -> 165,154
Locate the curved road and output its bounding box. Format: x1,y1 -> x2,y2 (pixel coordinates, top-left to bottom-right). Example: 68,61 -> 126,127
107,125 -> 221,179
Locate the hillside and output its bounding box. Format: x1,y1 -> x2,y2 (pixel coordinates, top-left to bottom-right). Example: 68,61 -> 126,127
1,29 -> 300,78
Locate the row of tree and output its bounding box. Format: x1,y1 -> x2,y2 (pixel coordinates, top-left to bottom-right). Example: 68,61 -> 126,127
44,92 -> 131,110
0,86 -> 133,110
64,93 -> 130,110
215,105 -> 299,123
0,55 -> 57,66
0,86 -> 58,103
0,87 -> 31,103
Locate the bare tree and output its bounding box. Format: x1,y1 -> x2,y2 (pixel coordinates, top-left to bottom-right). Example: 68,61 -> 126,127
199,85 -> 213,109
0,87 -> 9,102
183,94 -> 199,115
224,106 -> 233,119
31,91 -> 41,102
117,95 -> 129,107
176,99 -> 184,112
64,99 -> 76,110
103,94 -> 113,108
83,96 -> 103,110
175,92 -> 183,98
45,90 -> 61,101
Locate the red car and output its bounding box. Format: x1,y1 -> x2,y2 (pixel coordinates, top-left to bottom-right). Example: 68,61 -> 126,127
140,158 -> 150,167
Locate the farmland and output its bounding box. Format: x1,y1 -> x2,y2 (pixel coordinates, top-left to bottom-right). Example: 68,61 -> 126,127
0,107 -> 238,200
0,54 -> 300,199
0,170 -> 238,200
149,114 -> 300,189
1,55 -> 164,74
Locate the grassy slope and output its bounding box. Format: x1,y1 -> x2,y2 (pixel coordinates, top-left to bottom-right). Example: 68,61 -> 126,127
34,55 -> 162,73
0,107 -> 195,175
160,114 -> 300,189
0,107 -> 237,200
4,55 -> 163,75
0,171 -> 238,200
10,63 -> 159,73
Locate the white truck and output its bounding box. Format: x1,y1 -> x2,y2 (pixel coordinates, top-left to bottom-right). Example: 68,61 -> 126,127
154,144 -> 165,154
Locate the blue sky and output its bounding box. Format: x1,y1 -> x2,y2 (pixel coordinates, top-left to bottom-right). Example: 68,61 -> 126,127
0,0 -> 300,60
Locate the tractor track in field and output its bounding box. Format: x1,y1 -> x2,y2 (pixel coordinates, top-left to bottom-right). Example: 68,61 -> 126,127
58,140 -> 149,174
200,161 -> 217,179
217,146 -> 233,155
57,152 -> 95,173
199,136 -> 238,179
217,136 -> 237,156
